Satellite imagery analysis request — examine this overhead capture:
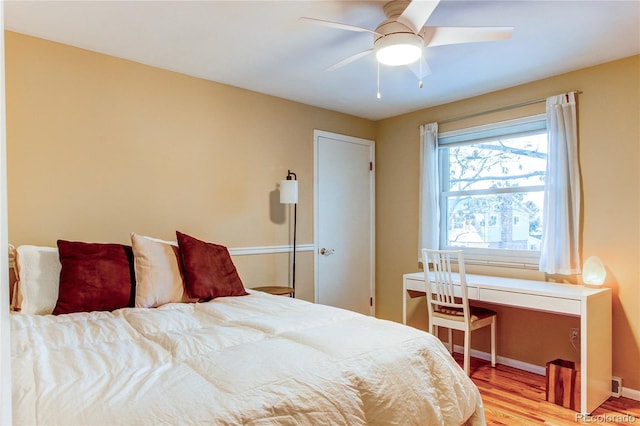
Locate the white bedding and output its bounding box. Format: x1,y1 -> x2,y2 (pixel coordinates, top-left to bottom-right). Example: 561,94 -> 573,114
12,291 -> 485,425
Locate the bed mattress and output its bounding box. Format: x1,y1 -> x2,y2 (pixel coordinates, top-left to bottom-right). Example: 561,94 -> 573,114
12,290 -> 485,425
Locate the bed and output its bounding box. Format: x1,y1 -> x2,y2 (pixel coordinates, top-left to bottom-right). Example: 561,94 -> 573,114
10,233 -> 486,425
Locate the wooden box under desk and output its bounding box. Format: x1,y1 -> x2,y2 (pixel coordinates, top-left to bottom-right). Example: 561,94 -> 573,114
546,359 -> 580,411
402,271 -> 611,415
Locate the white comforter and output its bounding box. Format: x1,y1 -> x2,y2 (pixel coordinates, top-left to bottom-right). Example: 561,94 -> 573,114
12,291 -> 485,425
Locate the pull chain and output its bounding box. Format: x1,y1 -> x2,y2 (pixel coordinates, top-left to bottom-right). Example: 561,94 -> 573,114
376,62 -> 381,99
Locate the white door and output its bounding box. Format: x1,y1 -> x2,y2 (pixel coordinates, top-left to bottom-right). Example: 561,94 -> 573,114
314,130 -> 374,315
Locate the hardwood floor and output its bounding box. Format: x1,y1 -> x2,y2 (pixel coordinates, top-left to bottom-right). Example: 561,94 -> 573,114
454,354 -> 640,425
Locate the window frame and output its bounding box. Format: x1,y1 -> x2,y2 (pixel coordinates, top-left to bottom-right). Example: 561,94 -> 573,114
437,114 -> 547,268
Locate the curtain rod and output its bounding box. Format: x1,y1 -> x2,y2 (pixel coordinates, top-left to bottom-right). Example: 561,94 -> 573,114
438,90 -> 582,125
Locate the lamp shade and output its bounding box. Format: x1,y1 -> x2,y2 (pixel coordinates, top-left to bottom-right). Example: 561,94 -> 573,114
582,256 -> 606,286
280,179 -> 298,204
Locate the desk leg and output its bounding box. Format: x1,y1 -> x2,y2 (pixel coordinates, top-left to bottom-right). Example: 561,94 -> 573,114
402,278 -> 407,325
581,290 -> 612,414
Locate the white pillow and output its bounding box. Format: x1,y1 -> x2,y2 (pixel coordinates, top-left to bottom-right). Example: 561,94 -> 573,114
131,233 -> 195,308
15,245 -> 61,315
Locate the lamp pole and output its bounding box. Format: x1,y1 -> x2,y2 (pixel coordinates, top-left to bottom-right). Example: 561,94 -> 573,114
281,170 -> 297,297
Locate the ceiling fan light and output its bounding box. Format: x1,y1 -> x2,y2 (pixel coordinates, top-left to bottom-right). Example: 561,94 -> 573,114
375,32 -> 423,66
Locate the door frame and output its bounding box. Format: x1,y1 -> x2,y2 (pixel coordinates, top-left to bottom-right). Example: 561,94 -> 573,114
313,129 -> 375,315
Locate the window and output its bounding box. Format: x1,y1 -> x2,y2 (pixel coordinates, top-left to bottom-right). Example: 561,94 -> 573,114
438,115 -> 547,263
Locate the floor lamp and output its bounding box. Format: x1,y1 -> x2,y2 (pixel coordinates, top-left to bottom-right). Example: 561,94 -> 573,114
280,170 -> 298,297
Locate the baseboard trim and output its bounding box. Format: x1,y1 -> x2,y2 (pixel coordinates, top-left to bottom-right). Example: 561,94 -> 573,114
622,386 -> 640,401
453,344 -> 640,401
452,344 -> 546,375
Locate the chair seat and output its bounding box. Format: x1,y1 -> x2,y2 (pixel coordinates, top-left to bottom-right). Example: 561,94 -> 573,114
432,306 -> 496,323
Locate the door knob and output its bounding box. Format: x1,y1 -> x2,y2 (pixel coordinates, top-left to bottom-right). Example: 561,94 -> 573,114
320,248 -> 335,256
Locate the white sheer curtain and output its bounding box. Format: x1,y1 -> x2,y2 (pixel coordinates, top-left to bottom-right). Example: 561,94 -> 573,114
418,122 -> 439,259
539,92 -> 581,274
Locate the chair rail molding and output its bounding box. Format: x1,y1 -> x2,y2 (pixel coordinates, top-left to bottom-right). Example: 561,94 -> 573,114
229,244 -> 314,256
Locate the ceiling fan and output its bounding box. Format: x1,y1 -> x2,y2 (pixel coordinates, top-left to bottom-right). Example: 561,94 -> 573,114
301,0 -> 514,85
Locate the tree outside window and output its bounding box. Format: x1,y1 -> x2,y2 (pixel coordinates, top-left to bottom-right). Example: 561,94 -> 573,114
439,126 -> 547,254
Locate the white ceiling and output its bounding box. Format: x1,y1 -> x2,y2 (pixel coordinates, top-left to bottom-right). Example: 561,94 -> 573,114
4,0 -> 640,120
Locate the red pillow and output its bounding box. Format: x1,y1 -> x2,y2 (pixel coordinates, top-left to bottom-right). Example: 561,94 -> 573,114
176,231 -> 247,300
53,240 -> 135,315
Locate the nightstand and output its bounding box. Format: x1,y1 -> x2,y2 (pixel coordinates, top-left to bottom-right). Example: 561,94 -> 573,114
252,286 -> 295,297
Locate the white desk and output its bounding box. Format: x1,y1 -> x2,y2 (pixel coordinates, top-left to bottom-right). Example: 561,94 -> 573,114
403,272 -> 612,415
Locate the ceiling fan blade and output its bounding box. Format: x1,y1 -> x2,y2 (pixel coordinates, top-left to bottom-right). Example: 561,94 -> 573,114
407,54 -> 431,80
397,0 -> 441,34
422,26 -> 514,47
327,49 -> 374,71
299,17 -> 381,36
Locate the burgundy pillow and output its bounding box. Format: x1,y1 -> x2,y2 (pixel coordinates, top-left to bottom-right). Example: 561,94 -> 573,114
176,231 -> 247,300
53,240 -> 135,315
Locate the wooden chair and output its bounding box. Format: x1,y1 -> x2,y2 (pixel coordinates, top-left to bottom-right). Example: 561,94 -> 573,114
421,249 -> 497,375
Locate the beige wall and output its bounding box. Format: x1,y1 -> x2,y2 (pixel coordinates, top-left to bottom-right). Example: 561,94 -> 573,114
5,30 -> 639,391
4,31 -> 375,302
376,55 -> 640,390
